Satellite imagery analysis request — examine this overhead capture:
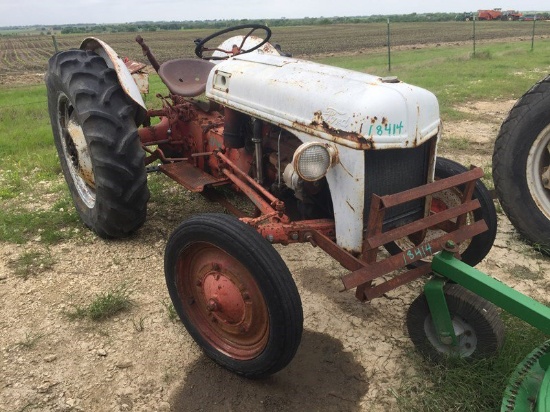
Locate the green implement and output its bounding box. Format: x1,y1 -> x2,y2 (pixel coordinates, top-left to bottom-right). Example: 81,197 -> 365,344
427,245 -> 550,411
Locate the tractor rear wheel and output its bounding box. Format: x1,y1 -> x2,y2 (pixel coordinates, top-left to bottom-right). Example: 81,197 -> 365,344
493,75 -> 550,254
46,50 -> 149,238
407,283 -> 505,361
164,213 -> 303,378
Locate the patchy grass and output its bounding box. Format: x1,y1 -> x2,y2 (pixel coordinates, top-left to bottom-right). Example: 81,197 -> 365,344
394,313 -> 549,411
15,331 -> 46,350
162,299 -> 178,322
509,264 -> 543,281
441,136 -> 470,151
471,49 -> 492,60
0,194 -> 82,244
67,284 -> 133,321
8,249 -> 55,279
532,243 -> 550,257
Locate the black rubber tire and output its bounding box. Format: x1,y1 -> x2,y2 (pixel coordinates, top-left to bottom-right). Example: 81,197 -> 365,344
164,213 -> 303,378
493,75 -> 550,254
46,50 -> 149,238
407,283 -> 505,362
385,157 -> 497,267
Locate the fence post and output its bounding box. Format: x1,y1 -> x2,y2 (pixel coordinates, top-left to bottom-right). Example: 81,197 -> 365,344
473,17 -> 476,57
387,18 -> 391,72
52,35 -> 59,53
531,16 -> 537,51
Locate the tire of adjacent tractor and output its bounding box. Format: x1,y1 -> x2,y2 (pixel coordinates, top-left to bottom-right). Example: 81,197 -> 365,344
407,283 -> 505,362
385,157 -> 497,267
45,50 -> 149,238
164,213 -> 303,378
493,75 -> 550,254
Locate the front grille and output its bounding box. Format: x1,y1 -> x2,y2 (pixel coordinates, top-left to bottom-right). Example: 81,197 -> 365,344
364,138 -> 434,230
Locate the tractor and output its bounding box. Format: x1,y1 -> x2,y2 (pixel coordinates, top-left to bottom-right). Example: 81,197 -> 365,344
45,27 -> 549,408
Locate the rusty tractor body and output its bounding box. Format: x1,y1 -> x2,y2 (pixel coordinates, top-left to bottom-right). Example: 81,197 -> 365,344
46,25 -> 498,377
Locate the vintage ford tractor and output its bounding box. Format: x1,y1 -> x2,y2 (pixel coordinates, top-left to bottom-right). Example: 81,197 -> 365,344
45,25 -> 504,378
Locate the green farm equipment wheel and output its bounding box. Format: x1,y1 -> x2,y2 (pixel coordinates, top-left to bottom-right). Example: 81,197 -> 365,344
407,283 -> 505,361
501,340 -> 550,412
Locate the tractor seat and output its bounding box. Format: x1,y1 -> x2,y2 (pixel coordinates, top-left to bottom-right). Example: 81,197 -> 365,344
158,59 -> 216,97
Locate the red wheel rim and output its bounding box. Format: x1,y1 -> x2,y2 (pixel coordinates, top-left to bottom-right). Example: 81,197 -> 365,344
430,197 -> 448,214
394,189 -> 473,254
176,242 -> 269,360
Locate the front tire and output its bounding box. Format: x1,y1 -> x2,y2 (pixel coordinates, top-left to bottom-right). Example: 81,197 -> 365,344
46,50 -> 149,238
386,157 -> 497,267
164,213 -> 303,378
493,75 -> 550,253
407,284 -> 505,361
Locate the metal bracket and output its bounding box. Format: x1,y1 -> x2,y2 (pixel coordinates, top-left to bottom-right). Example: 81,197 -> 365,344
424,276 -> 458,347
432,247 -> 550,335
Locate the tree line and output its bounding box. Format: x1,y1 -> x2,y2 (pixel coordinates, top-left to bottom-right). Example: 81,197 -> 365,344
2,12 -> 549,36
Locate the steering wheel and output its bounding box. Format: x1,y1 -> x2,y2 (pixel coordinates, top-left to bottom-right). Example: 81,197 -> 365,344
194,24 -> 272,60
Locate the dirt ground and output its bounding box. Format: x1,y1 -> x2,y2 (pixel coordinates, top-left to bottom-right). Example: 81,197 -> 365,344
1,89 -> 549,412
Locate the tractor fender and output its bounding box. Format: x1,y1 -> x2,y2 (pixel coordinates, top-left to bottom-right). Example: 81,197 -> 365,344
80,37 -> 147,113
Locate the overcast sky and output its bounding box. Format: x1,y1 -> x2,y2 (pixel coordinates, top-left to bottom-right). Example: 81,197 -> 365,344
2,0 -> 549,27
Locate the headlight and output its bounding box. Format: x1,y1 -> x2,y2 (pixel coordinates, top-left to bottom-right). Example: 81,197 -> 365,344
292,142 -> 336,181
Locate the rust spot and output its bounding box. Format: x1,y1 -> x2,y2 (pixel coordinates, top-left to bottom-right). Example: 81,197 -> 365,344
381,117 -> 388,125
311,110 -> 323,126
293,118 -> 374,149
371,116 -> 378,124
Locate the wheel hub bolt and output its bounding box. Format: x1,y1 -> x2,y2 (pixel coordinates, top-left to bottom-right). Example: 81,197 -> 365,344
440,335 -> 453,345
445,240 -> 456,249
206,299 -> 219,312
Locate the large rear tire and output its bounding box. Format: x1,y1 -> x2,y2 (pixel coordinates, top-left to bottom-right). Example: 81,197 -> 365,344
493,75 -> 550,253
164,213 -> 303,378
46,50 -> 149,238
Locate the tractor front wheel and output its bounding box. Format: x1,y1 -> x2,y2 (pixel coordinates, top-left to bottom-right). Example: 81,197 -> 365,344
164,213 -> 303,378
407,283 -> 504,361
46,50 -> 149,238
386,157 -> 497,267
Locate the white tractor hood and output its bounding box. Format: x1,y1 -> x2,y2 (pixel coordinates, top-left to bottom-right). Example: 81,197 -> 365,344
206,53 -> 441,150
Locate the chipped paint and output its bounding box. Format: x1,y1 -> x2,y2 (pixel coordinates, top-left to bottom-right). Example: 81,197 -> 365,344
80,37 -> 146,113
206,52 -> 440,151
67,119 -> 94,188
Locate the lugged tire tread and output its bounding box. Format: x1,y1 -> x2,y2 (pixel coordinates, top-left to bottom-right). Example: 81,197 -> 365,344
492,75 -> 550,250
46,50 -> 149,238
